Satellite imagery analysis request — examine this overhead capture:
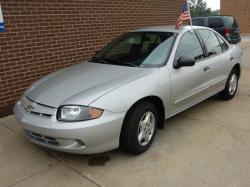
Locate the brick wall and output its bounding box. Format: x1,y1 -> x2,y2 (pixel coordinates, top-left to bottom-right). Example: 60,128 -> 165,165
0,0 -> 183,117
221,0 -> 250,34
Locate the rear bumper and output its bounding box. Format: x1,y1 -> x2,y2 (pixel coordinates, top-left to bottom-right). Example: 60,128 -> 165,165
14,101 -> 126,154
227,37 -> 241,44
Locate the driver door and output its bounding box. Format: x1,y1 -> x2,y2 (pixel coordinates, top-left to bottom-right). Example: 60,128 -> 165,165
169,30 -> 211,115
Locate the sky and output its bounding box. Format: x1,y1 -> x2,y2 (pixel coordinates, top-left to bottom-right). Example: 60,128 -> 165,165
204,0 -> 220,11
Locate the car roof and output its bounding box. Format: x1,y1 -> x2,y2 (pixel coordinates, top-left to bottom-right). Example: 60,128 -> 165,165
192,15 -> 235,19
132,25 -> 206,33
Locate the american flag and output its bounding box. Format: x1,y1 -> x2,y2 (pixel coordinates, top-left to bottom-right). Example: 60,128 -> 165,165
175,1 -> 191,30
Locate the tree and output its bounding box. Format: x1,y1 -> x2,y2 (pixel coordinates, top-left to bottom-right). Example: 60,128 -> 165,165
188,0 -> 219,17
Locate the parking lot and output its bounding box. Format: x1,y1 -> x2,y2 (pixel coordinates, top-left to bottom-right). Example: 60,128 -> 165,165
1,42 -> 250,187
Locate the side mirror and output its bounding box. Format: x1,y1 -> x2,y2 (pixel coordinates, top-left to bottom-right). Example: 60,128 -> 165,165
174,57 -> 195,69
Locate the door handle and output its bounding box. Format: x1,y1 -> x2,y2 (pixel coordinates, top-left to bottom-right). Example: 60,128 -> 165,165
204,66 -> 210,72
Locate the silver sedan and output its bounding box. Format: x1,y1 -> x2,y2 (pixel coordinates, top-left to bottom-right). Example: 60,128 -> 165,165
14,26 -> 243,155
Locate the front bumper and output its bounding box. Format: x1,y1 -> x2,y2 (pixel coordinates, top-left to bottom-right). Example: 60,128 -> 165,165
14,101 -> 126,154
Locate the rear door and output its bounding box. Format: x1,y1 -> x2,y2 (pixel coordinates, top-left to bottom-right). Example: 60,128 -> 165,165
196,29 -> 231,93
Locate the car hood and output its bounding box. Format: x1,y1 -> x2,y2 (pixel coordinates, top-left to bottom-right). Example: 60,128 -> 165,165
26,62 -> 157,108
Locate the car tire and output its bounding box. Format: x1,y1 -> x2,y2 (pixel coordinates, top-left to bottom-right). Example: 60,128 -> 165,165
120,101 -> 158,155
219,69 -> 239,100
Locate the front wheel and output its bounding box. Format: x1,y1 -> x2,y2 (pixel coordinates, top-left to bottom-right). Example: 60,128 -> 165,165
219,69 -> 239,100
120,101 -> 158,155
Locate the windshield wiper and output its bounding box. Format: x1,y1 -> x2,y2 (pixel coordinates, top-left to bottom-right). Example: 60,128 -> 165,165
92,57 -> 138,67
115,62 -> 138,67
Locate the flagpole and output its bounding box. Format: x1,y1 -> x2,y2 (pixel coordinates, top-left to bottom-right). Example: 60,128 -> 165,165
186,0 -> 193,26
175,0 -> 193,30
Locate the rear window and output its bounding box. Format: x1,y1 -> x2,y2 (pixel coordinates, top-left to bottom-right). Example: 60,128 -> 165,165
226,17 -> 238,28
192,18 -> 205,26
208,17 -> 224,28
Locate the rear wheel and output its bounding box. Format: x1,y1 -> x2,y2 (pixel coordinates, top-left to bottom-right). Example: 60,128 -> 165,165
219,69 -> 239,100
120,101 -> 158,155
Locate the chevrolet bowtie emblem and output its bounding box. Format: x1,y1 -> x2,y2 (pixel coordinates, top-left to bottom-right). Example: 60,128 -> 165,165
25,104 -> 34,112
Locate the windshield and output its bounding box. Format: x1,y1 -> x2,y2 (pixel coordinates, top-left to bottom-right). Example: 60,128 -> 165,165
91,32 -> 176,68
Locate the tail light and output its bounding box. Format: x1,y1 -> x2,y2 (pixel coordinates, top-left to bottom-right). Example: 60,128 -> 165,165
224,27 -> 232,36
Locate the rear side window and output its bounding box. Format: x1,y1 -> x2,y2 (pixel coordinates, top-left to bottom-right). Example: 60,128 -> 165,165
175,31 -> 204,61
217,35 -> 229,51
226,17 -> 238,28
208,17 -> 224,28
197,29 -> 223,56
192,18 -> 205,26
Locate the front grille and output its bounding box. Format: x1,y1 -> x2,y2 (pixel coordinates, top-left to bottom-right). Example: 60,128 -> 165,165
26,131 -> 59,146
29,111 -> 52,118
20,96 -> 56,118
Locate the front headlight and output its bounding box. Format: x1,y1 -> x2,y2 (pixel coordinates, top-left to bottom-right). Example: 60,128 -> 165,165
57,105 -> 103,122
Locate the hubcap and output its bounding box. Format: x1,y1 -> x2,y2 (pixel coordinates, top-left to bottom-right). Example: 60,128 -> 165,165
229,74 -> 238,95
137,111 -> 155,146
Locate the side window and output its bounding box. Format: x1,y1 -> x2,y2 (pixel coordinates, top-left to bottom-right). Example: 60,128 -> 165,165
217,35 -> 229,52
192,18 -> 205,26
208,17 -> 224,28
227,17 -> 238,28
175,31 -> 204,62
197,29 -> 223,56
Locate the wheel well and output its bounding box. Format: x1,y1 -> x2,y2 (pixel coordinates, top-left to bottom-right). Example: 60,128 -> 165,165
124,96 -> 165,129
233,63 -> 241,78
